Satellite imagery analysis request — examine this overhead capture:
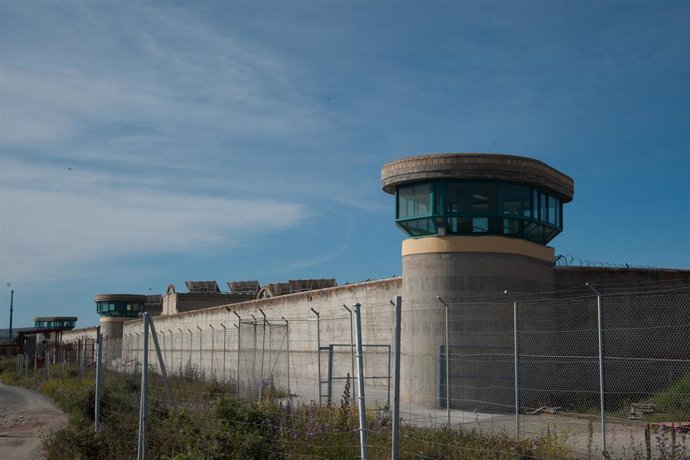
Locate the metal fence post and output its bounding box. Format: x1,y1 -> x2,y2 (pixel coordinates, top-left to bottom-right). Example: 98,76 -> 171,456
167,330 -> 173,373
436,296 -> 450,428
260,309 -> 272,384
282,316 -> 291,396
251,315 -> 258,394
95,326 -> 102,433
259,309 -> 267,401
148,316 -> 175,408
44,338 -> 49,379
173,329 -> 179,371
327,345 -> 334,403
104,332 -> 109,365
234,311 -> 241,398
81,337 -> 87,378
343,304 -> 356,401
159,331 -> 165,374
137,313 -> 150,460
311,308 -> 321,401
186,328 -> 192,370
391,296 -> 402,460
176,329 -> 182,371
505,290 -> 520,438
209,324 -> 215,378
196,325 -> 202,373
587,282 -> 607,458
220,323 -> 227,382
353,303 -> 369,460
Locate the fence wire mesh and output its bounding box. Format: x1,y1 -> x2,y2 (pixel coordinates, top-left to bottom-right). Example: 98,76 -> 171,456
7,283 -> 689,459
400,288 -> 690,458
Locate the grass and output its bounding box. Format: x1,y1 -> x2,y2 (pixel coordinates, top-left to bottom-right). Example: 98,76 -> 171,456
649,373 -> 690,421
0,357 -> 576,459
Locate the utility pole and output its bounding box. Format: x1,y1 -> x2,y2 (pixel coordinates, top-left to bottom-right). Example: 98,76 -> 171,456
9,290 -> 14,341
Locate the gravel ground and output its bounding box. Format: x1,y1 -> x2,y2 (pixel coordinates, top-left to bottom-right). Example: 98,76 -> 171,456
0,381 -> 68,460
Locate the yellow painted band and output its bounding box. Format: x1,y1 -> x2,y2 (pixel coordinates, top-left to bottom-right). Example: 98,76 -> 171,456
402,236 -> 554,262
99,317 -> 127,323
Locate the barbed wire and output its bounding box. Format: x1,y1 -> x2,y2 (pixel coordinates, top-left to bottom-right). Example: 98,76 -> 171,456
554,253 -> 661,269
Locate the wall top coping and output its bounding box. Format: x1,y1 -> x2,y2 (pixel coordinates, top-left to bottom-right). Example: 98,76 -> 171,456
121,277 -> 402,325
381,153 -> 574,202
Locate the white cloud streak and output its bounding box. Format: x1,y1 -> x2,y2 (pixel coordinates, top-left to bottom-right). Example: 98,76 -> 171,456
0,161 -> 310,282
0,1 -> 330,151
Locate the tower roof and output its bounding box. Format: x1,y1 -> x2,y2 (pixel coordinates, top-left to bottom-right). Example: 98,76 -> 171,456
381,153 -> 574,202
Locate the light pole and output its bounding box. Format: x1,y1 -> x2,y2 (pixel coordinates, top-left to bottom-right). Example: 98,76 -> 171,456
9,290 -> 14,341
586,282 -> 607,458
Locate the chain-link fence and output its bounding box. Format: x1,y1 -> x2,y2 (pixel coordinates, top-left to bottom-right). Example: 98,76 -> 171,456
14,334 -> 98,380
9,283 -> 689,458
404,286 -> 690,458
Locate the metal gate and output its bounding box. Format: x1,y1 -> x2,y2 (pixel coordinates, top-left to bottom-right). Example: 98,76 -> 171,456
321,343 -> 391,406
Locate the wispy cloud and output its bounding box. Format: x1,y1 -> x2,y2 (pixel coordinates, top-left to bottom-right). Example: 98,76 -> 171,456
0,1 -> 358,284
0,1 -> 330,153
0,161 -> 311,282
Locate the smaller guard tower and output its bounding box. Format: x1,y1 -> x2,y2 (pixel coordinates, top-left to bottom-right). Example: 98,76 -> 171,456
17,316 -> 78,355
382,153 -> 574,409
33,316 -> 78,330
94,294 -> 147,339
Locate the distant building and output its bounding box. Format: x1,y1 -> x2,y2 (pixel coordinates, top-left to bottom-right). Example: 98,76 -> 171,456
161,280 -> 258,315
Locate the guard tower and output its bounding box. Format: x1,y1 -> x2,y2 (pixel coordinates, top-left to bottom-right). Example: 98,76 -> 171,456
381,153 -> 574,409
94,294 -> 147,339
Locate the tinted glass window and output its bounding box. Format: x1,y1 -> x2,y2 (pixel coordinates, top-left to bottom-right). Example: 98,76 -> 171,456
472,217 -> 488,232
402,218 -> 434,236
398,183 -> 432,218
540,192 -> 547,223
472,183 -> 498,212
446,182 -> 471,213
503,183 -> 530,217
503,218 -> 521,235
548,196 -> 558,225
394,179 -> 562,243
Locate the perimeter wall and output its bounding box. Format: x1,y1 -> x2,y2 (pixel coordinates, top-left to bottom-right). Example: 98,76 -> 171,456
66,278 -> 402,406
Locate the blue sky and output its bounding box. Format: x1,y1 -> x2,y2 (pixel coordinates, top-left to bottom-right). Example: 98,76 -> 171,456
1,0 -> 689,329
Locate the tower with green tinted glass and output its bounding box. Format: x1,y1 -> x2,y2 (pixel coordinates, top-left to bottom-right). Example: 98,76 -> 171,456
94,293 -> 147,345
381,153 -> 574,409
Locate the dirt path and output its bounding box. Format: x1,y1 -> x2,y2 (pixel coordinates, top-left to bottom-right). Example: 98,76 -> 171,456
0,381 -> 68,460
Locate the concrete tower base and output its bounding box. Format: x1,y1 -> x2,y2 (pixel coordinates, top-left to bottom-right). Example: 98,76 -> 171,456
401,236 -> 555,410
99,316 -> 126,339
99,317 -> 126,361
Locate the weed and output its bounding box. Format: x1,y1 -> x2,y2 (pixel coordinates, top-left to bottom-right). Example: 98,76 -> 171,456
650,373 -> 690,420
0,358 -> 577,459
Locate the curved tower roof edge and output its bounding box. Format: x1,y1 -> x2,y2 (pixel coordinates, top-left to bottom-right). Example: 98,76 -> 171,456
381,153 -> 574,202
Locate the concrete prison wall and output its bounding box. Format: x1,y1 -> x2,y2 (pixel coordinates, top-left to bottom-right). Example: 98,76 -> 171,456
118,278 -> 401,406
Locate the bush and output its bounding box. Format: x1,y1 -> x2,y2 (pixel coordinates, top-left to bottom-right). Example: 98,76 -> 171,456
205,396 -> 284,459
42,426 -> 107,460
651,373 -> 690,419
30,365 -> 575,459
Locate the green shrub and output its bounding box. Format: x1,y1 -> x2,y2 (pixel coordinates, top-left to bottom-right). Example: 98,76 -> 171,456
31,365 -> 576,459
650,373 -> 690,418
40,376 -> 96,421
42,426 -> 107,460
205,396 -> 284,459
